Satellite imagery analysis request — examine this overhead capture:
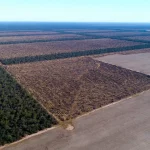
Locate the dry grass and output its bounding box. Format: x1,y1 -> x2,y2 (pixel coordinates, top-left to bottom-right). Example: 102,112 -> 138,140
0,34 -> 85,42
87,32 -> 150,37
7,57 -> 150,121
119,48 -> 150,55
92,48 -> 150,59
125,36 -> 150,41
0,38 -> 142,59
0,31 -> 58,36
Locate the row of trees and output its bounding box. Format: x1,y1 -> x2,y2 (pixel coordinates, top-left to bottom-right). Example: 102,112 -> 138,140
1,44 -> 150,65
77,32 -> 150,43
0,37 -> 88,45
0,67 -> 57,145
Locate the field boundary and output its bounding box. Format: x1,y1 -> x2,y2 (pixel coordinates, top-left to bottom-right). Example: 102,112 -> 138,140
74,32 -> 150,43
1,44 -> 150,65
0,37 -> 95,45
1,88 -> 150,150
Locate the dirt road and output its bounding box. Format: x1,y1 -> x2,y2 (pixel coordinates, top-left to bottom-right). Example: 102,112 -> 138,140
2,90 -> 150,150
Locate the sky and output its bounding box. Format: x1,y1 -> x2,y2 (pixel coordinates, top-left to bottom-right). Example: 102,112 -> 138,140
0,0 -> 150,22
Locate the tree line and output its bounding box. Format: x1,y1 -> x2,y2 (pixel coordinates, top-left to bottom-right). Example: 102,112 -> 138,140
1,44 -> 150,65
0,67 -> 57,145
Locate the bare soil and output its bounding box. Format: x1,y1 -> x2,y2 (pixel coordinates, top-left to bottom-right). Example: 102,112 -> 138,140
94,52 -> 150,75
7,57 -> 150,121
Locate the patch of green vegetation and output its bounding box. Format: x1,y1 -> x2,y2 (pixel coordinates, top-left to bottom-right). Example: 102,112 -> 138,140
0,67 -> 57,146
1,44 -> 150,65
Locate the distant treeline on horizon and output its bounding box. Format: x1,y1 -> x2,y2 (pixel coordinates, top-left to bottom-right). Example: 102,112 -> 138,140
0,22 -> 150,31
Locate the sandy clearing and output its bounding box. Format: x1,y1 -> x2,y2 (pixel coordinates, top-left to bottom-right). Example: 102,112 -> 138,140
94,52 -> 150,75
2,89 -> 150,150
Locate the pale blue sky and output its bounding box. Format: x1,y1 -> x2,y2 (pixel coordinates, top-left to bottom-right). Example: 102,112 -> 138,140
0,0 -> 150,22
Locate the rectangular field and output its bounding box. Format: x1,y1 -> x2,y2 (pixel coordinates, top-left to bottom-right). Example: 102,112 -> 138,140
0,38 -> 142,59
87,32 -> 150,37
6,57 -> 150,121
0,34 -> 85,42
0,31 -> 58,36
125,36 -> 150,41
94,52 -> 150,75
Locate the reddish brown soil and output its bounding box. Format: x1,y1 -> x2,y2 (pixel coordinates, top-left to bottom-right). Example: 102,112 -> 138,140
0,38 -> 142,59
7,57 -> 150,121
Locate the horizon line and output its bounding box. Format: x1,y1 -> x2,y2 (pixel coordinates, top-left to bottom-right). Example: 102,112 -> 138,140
0,21 -> 150,24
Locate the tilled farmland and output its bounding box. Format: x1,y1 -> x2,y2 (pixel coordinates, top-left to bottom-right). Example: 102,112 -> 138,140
0,38 -> 142,59
7,57 -> 150,121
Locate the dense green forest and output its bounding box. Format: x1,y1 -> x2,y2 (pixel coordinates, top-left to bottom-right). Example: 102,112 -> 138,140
1,44 -> 150,65
0,67 -> 57,145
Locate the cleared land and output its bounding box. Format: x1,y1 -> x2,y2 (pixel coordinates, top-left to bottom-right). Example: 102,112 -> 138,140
0,31 -> 58,36
2,90 -> 150,150
125,36 -> 150,41
0,39 -> 142,59
64,29 -> 115,33
117,48 -> 150,55
94,52 -> 150,75
87,31 -> 150,37
0,34 -> 85,42
7,57 -> 150,121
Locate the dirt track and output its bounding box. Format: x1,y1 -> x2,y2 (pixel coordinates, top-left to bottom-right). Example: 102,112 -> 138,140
7,57 -> 150,121
94,52 -> 150,75
2,90 -> 150,150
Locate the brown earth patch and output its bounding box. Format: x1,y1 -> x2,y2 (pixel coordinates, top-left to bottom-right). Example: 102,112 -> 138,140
6,57 -> 150,121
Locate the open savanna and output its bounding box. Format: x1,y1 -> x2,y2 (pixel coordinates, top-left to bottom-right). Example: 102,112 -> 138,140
6,57 -> 150,121
0,38 -> 142,59
125,36 -> 150,41
0,34 -> 85,42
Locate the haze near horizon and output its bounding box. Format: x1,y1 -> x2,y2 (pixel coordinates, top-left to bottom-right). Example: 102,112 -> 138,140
0,0 -> 150,22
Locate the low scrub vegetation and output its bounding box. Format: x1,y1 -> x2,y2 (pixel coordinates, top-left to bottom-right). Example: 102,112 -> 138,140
7,57 -> 150,121
0,34 -> 87,45
124,36 -> 150,42
1,44 -> 150,65
0,38 -> 141,59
